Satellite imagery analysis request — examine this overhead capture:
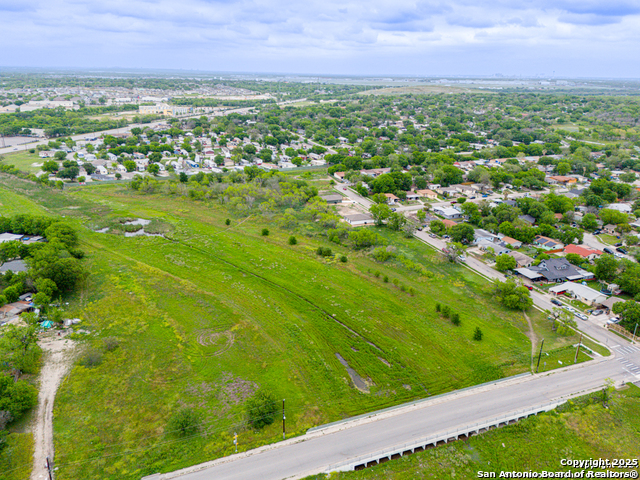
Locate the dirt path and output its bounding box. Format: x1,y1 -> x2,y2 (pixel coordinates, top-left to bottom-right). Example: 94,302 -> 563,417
31,332 -> 75,480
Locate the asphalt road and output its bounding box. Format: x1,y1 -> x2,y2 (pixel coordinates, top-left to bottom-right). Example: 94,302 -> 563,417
163,349 -> 638,480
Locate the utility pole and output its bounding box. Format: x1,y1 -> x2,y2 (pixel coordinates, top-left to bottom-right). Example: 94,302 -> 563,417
535,339 -> 545,373
234,432 -> 237,453
633,323 -> 638,342
574,334 -> 583,364
282,399 -> 286,440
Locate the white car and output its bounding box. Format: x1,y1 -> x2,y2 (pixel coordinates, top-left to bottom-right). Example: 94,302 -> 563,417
614,252 -> 623,258
575,313 -> 588,321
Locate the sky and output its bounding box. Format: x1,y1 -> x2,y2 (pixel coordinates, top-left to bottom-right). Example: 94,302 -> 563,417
1,0 -> 640,77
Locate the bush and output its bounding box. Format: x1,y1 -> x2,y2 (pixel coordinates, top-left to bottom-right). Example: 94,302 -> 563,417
473,327 -> 483,341
435,303 -> 441,312
316,247 -> 333,257
288,236 -> 297,245
374,271 -> 381,278
79,349 -> 103,367
451,313 -> 461,326
340,255 -> 347,263
166,408 -> 200,437
103,337 -> 120,352
383,275 -> 389,283
246,391 -> 278,430
392,278 -> 399,286
409,287 -> 415,296
261,228 -> 269,236
441,305 -> 451,318
225,218 -> 231,226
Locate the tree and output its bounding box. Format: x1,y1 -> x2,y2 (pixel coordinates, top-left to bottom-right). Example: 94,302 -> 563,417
416,209 -> 426,223
288,236 -> 297,245
443,242 -> 465,263
612,300 -> 640,332
261,228 -> 269,236
148,152 -> 162,163
245,391 -> 278,430
45,222 -> 78,248
473,327 -> 483,341
179,172 -> 188,183
594,254 -> 618,282
430,219 -> 446,235
58,166 -> 79,180
491,279 -> 533,310
166,408 -> 200,437
123,160 -> 136,172
0,374 -> 38,420
148,163 -> 160,175
495,254 -> 516,272
581,213 -> 598,231
41,160 -> 59,173
555,162 -> 571,175
449,224 -> 474,244
0,324 -> 39,377
369,203 -> 391,226
387,212 -> 407,231
461,202 -> 481,225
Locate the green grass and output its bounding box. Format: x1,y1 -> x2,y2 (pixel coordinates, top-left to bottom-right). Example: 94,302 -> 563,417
0,150 -> 43,174
597,234 -> 618,245
0,433 -> 33,480
305,385 -> 640,480
0,179 -> 597,479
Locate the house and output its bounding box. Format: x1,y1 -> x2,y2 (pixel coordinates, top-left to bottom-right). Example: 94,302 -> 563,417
478,240 -> 510,255
563,244 -> 602,261
0,233 -> 24,243
344,214 -> 374,226
442,219 -> 458,229
533,235 -> 563,251
333,172 -> 346,182
549,282 -> 607,306
499,236 -> 522,249
436,186 -> 459,197
605,203 -> 632,214
384,193 -> 400,204
548,175 -> 577,185
518,214 -> 536,225
416,189 -> 438,200
528,258 -> 593,283
405,192 -> 421,201
474,229 -> 500,244
433,206 -> 462,220
602,224 -> 617,235
507,251 -> 534,268
601,296 -> 625,313
321,194 -> 342,204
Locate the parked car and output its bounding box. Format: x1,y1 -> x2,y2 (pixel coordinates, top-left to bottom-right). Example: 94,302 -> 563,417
614,252 -> 623,259
551,299 -> 562,306
417,227 -> 423,231
616,247 -> 627,254
443,235 -> 450,239
607,317 -> 621,324
391,208 -> 397,212
575,313 -> 588,321
614,243 -> 622,247
429,233 -> 437,238
525,285 -> 533,291
592,310 -> 604,316
593,229 -> 601,235
603,247 -> 614,255
343,187 -> 347,190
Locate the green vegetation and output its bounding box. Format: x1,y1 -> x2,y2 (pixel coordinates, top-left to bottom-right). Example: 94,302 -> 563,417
305,384 -> 640,480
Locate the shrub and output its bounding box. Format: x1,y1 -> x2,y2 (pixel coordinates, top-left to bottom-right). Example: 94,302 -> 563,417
79,349 -> 103,367
288,236 -> 297,245
316,247 -> 333,257
225,218 -> 231,226
261,228 -> 269,236
441,305 -> 451,318
451,313 -> 461,326
166,408 -> 200,437
400,284 -> 406,292
374,270 -> 381,278
409,287 -> 415,296
246,391 -> 278,430
435,303 -> 441,312
103,337 -> 120,352
340,255 -> 347,263
473,327 -> 483,341
392,278 -> 399,286
383,275 -> 389,283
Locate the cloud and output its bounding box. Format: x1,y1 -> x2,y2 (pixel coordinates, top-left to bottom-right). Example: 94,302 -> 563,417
0,0 -> 639,76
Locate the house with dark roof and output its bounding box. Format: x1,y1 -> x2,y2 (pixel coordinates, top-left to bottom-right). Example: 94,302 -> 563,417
528,258 -> 594,283
533,235 -> 563,250
518,214 -> 536,225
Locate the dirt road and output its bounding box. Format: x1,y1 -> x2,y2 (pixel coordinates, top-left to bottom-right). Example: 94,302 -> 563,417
31,332 -> 75,480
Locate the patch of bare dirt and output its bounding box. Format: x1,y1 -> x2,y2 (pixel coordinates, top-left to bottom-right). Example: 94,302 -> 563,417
31,331 -> 75,480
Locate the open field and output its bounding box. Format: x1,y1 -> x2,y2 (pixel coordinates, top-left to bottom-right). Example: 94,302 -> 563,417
0,150 -> 43,174
0,177 -> 592,479
359,85 -> 493,96
305,384 -> 640,480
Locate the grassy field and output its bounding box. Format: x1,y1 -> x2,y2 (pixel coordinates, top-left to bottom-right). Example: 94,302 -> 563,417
0,150 -> 43,174
0,176 -> 595,479
306,384 -> 640,479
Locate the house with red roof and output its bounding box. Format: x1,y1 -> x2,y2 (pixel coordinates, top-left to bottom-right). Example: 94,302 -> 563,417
563,244 -> 602,261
